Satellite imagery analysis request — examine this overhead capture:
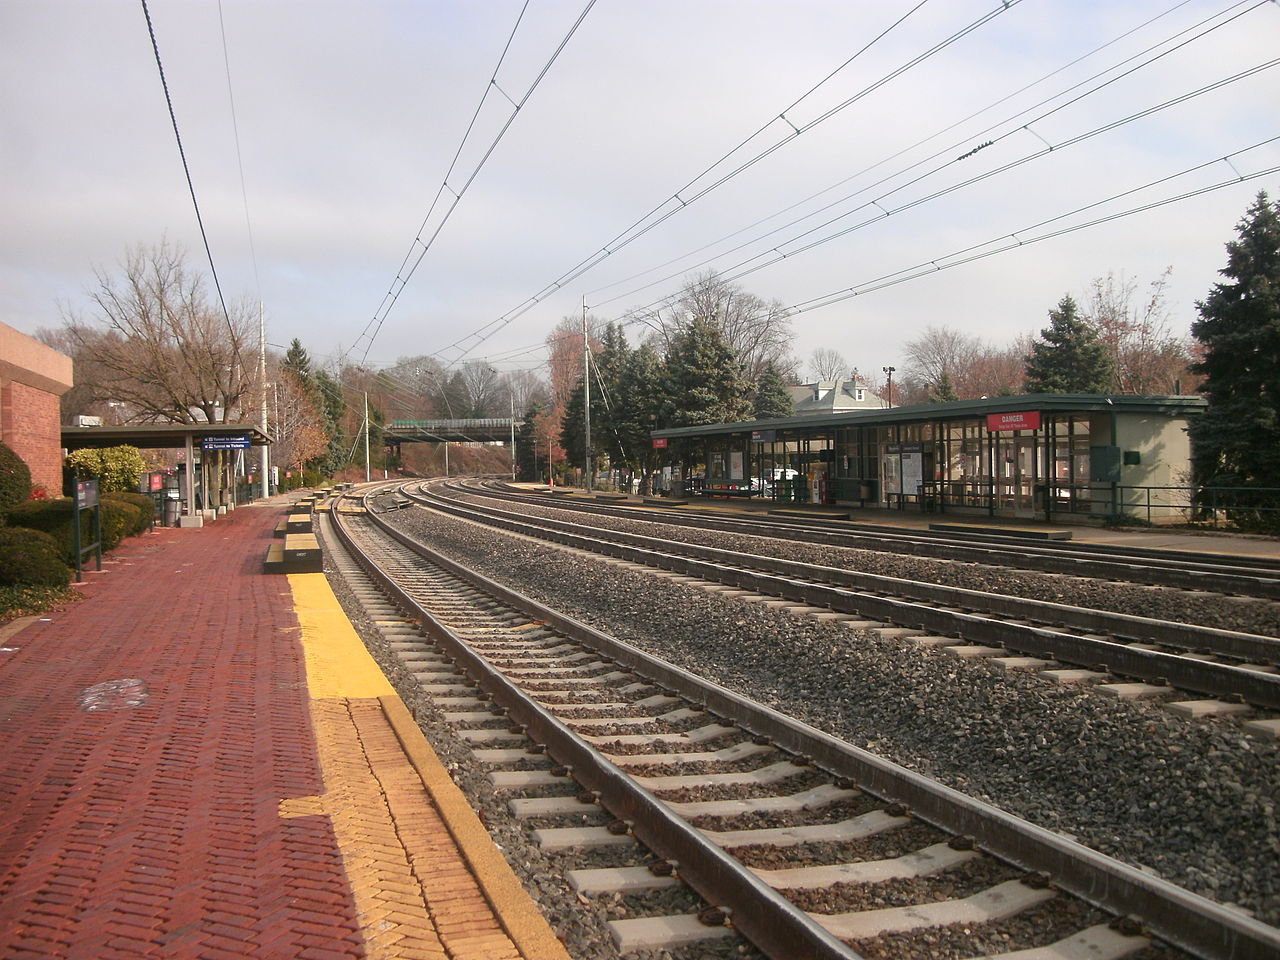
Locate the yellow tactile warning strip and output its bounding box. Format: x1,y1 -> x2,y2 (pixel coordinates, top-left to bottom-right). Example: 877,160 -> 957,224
285,572 -> 571,960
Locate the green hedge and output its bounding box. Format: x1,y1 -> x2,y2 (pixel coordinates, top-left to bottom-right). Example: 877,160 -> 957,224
0,527 -> 72,587
103,491 -> 156,537
0,442 -> 32,511
3,498 -> 139,566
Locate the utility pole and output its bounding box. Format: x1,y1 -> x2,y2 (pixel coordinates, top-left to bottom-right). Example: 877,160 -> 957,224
509,390 -> 516,480
363,392 -> 371,482
882,366 -> 896,408
259,303 -> 270,498
583,297 -> 591,491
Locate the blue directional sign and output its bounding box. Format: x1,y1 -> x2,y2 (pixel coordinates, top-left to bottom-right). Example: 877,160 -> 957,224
201,434 -> 252,451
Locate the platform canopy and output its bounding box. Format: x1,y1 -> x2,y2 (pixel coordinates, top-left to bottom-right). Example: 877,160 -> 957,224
61,422 -> 272,451
61,422 -> 272,527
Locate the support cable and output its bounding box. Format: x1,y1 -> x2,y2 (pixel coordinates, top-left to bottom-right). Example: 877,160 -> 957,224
353,0 -> 598,364
438,0 -> 1026,365
139,0 -> 243,372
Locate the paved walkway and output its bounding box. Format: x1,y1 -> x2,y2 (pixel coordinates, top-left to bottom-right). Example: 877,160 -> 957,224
0,502 -> 568,960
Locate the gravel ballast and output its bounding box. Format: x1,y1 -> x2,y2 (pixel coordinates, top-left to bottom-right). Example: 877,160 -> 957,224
383,504 -> 1280,929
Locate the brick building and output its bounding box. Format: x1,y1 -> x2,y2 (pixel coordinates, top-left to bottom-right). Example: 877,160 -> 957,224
1,321 -> 74,495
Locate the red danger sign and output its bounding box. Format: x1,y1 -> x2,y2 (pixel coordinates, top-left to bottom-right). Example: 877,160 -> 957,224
987,411 -> 1041,431
653,437 -> 669,449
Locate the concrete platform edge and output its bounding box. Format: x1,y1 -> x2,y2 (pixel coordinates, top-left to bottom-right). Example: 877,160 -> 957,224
380,696 -> 572,960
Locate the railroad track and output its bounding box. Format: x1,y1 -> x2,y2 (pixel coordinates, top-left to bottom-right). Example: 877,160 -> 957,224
470,479 -> 1280,601
324,486 -> 1280,960
398,480 -> 1280,715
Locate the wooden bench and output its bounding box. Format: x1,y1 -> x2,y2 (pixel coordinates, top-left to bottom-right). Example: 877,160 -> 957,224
704,485 -> 755,499
286,513 -> 313,534
264,532 -> 324,574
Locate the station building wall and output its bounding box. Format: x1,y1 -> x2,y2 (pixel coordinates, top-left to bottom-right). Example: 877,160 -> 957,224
0,321 -> 74,495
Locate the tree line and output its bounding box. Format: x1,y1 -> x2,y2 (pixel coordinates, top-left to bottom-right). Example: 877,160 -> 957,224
38,191 -> 1280,524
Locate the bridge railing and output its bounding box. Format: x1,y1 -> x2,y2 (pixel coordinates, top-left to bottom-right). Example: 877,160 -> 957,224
388,419 -> 514,432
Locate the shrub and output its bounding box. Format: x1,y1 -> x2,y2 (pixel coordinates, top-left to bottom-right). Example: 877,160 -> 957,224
4,497 -> 139,565
63,445 -> 146,494
0,442 -> 33,512
0,527 -> 72,587
103,491 -> 156,536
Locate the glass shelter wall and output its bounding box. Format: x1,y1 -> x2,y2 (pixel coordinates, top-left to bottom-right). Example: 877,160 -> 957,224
825,415 -> 1094,516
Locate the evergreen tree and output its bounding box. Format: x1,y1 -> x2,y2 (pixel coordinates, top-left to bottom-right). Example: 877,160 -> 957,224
662,316 -> 754,429
516,405 -> 543,481
591,324 -> 632,472
282,339 -> 313,391
753,363 -> 794,419
558,378 -> 592,471
928,370 -> 959,403
312,370 -> 347,474
614,343 -> 666,492
1024,295 -> 1113,393
1188,190 -> 1280,529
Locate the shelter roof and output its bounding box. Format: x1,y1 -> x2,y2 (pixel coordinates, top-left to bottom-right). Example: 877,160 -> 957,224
651,394 -> 1207,440
61,422 -> 272,451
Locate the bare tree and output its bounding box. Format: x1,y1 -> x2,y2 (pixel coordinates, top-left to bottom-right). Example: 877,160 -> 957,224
505,368 -> 550,416
60,241 -> 255,424
643,271 -> 795,380
809,347 -> 848,381
1084,269 -> 1193,394
900,326 -> 984,401
270,369 -> 329,472
459,361 -> 502,417
970,336 -> 1032,397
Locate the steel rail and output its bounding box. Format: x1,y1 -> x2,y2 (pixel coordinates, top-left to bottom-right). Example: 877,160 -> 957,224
479,481 -> 1280,594
328,499 -> 859,960
435,485 -> 1280,661
337,487 -> 1280,960
409,485 -> 1280,708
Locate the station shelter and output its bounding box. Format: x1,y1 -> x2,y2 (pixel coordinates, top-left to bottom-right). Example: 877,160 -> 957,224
651,394 -> 1206,523
62,422 -> 272,528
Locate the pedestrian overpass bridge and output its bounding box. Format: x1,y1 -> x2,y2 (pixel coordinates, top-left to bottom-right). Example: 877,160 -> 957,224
385,419 -> 515,444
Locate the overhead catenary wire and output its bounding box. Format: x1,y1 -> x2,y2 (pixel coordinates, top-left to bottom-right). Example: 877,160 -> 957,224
786,138 -> 1280,316
437,0 -> 1026,367
352,0 -> 598,366
408,0 -> 1263,370
138,0 -> 244,376
586,0 -> 1260,310
604,51 -> 1280,328
216,0 -> 260,302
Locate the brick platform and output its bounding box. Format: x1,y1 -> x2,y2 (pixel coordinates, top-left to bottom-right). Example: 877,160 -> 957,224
0,502 -> 568,960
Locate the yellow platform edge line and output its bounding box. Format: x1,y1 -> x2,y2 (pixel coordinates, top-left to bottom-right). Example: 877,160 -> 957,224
285,571 -> 570,960
288,572 -> 395,699
381,695 -> 571,960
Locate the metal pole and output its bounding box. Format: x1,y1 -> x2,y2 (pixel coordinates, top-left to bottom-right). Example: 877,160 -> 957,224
583,297 -> 592,491
364,392 -> 372,483
509,392 -> 517,480
259,302 -> 269,498
185,432 -> 195,521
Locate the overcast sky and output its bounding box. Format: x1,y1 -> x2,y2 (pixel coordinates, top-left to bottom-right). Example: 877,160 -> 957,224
3,0 -> 1278,385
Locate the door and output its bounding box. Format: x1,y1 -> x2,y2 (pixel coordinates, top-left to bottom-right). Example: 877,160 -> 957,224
996,434 -> 1037,517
